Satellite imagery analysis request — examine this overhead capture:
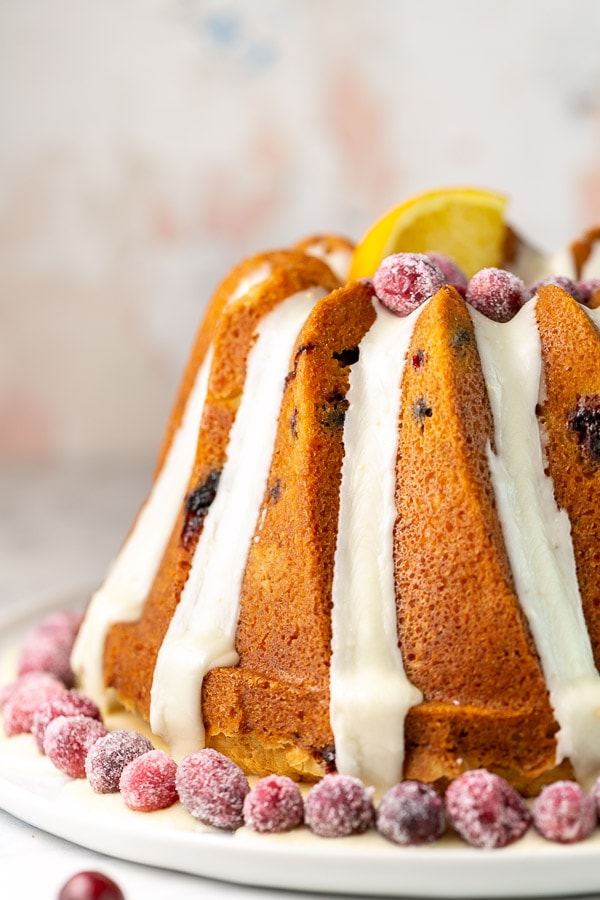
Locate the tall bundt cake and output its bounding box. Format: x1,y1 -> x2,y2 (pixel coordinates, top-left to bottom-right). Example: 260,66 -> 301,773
72,190 -> 600,796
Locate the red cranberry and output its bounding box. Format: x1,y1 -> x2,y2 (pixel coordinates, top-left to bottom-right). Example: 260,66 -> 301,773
304,774 -> 374,838
2,673 -> 65,736
85,730 -> 153,793
43,715 -> 107,778
529,276 -> 586,305
532,781 -> 596,843
119,750 -> 178,812
466,268 -> 528,322
243,774 -> 304,833
426,252 -> 468,289
58,870 -> 124,900
376,781 -> 445,845
32,690 -> 101,752
578,278 -> 600,306
373,253 -> 446,316
445,769 -> 531,848
18,610 -> 82,687
176,748 -> 249,830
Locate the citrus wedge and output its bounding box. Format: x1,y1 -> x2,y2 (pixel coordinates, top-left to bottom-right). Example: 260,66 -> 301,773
349,187 -> 508,281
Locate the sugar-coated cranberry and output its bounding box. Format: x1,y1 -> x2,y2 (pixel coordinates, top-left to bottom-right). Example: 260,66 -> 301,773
32,690 -> 101,752
376,781 -> 445,845
2,673 -> 65,736
85,730 -> 153,794
43,715 -> 107,778
578,278 -> 600,306
18,609 -> 82,687
373,253 -> 446,316
304,774 -> 374,838
465,268 -> 528,322
529,276 -> 586,305
532,781 -> 596,843
426,252 -> 468,289
243,774 -> 304,833
119,750 -> 178,812
445,769 -> 531,848
58,870 -> 124,900
176,748 -> 250,830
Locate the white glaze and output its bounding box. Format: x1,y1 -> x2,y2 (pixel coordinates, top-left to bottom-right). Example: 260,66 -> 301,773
471,298 -> 600,780
150,287 -> 328,758
330,299 -> 423,789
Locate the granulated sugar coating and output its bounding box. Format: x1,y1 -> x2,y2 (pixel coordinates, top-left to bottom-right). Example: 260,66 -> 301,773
304,774 -> 374,838
32,689 -> 101,752
119,749 -> 178,812
176,748 -> 250,830
445,769 -> 531,849
373,253 -> 446,316
43,714 -> 108,778
465,267 -> 528,322
532,781 -> 596,843
243,774 -> 304,833
2,673 -> 65,735
85,729 -> 153,793
17,610 -> 82,687
376,781 -> 445,845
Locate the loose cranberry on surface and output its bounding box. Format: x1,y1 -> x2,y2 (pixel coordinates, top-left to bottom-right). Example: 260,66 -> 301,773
578,278 -> 600,306
532,781 -> 596,844
426,252 -> 468,291
304,774 -> 374,838
445,769 -> 531,849
18,609 -> 82,687
465,268 -> 528,322
43,715 -> 107,778
85,730 -> 154,794
2,673 -> 65,736
243,774 -> 304,833
376,781 -> 445,846
529,275 -> 586,305
373,253 -> 446,316
57,870 -> 124,900
176,748 -> 250,830
32,690 -> 101,752
119,750 -> 178,812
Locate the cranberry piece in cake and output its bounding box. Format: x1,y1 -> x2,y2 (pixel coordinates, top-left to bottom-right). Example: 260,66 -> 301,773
43,715 -> 107,778
373,253 -> 446,316
376,781 -> 445,845
304,774 -> 374,838
176,748 -> 250,830
445,769 -> 531,848
532,781 -> 596,843
243,774 -> 304,833
58,870 -> 124,900
466,268 -> 528,322
2,672 -> 65,736
32,690 -> 101,752
85,729 -> 153,793
119,749 -> 178,812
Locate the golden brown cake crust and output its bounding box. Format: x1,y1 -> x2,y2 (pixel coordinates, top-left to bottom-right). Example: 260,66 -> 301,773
394,286 -> 567,794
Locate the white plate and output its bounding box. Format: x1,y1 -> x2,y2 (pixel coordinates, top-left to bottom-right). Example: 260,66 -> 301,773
1,593 -> 600,899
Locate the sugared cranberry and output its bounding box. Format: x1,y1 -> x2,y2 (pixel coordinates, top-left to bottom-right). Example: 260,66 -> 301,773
304,774 -> 374,838
532,781 -> 596,843
85,730 -> 153,794
58,870 -> 124,900
445,769 -> 531,848
373,253 -> 446,316
176,748 -> 250,830
427,252 -> 468,290
376,781 -> 445,846
2,673 -> 65,736
578,278 -> 600,306
18,609 -> 82,687
529,276 -> 586,305
466,268 -> 528,322
243,774 -> 304,833
43,715 -> 107,778
32,690 -> 101,752
119,750 -> 178,812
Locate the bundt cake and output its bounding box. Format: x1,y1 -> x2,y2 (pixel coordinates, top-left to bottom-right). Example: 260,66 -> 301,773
71,192 -> 600,796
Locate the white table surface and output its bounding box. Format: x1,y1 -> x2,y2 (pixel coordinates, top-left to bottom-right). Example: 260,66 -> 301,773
0,463 -> 372,899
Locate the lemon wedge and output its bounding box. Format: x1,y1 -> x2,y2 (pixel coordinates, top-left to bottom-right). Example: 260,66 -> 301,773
349,187 -> 508,281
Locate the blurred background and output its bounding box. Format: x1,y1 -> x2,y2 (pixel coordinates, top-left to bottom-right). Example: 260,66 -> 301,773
2,0 -> 600,605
